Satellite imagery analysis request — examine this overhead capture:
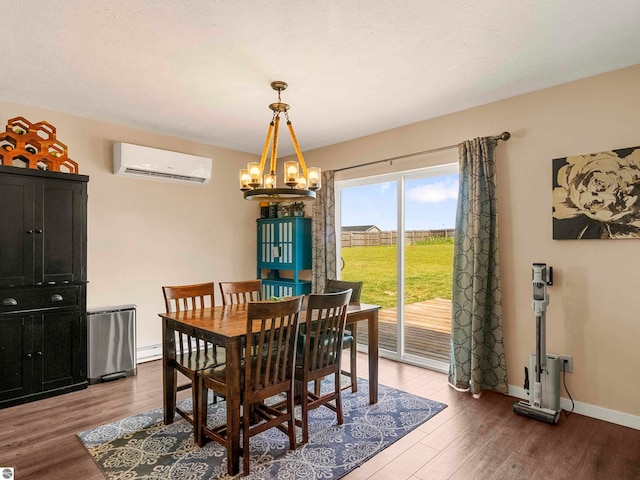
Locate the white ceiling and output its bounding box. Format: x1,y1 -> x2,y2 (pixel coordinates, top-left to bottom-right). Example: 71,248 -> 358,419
2,1 -> 639,156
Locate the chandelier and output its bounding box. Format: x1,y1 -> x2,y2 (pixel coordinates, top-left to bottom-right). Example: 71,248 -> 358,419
240,81 -> 321,202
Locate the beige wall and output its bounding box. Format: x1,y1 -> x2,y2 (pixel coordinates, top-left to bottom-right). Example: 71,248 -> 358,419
301,65 -> 640,419
2,64 -> 638,420
0,101 -> 260,348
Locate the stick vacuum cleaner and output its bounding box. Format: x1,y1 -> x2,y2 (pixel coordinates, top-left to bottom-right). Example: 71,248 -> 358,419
513,263 -> 561,424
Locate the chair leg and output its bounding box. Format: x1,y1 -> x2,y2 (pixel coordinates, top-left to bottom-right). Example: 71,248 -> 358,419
299,380 -> 310,444
286,389 -> 297,451
243,405 -> 251,476
190,376 -> 200,444
349,340 -> 358,392
314,378 -> 322,396
169,369 -> 178,422
196,377 -> 208,447
334,371 -> 344,425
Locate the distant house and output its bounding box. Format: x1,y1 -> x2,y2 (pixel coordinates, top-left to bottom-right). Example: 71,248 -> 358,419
341,225 -> 381,233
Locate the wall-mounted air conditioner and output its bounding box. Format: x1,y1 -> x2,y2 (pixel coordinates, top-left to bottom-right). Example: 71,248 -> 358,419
113,142 -> 212,185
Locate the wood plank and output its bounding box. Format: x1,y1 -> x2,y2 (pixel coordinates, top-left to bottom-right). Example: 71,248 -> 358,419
358,298 -> 452,361
2,355 -> 640,480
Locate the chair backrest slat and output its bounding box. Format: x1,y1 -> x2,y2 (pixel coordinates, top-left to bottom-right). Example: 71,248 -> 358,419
219,280 -> 262,306
162,282 -> 216,356
325,279 -> 362,305
244,297 -> 302,398
163,282 -> 215,312
302,290 -> 352,372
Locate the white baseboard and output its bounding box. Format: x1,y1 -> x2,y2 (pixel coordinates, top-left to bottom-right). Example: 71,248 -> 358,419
135,338 -> 201,364
509,384 -> 640,430
136,343 -> 163,363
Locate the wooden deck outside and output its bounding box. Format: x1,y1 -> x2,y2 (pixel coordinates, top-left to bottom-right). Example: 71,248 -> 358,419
356,298 -> 452,363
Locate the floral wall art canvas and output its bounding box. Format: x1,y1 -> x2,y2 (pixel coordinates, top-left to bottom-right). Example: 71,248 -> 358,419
553,146 -> 640,239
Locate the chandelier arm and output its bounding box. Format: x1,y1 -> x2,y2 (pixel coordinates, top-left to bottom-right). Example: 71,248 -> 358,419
258,121 -> 275,177
270,115 -> 280,175
287,121 -> 308,178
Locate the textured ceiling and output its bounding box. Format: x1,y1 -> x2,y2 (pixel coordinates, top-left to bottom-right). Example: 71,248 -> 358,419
2,1 -> 640,156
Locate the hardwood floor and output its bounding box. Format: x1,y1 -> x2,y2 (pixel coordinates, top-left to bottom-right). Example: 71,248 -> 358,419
1,356 -> 639,480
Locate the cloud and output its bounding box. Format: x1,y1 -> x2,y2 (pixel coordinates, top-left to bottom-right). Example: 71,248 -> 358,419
406,180 -> 458,203
378,182 -> 393,194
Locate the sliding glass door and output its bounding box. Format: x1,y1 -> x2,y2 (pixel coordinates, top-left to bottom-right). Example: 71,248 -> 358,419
337,164 -> 457,371
339,180 -> 398,356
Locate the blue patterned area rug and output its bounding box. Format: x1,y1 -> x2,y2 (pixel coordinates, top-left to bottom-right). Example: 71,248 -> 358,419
78,379 -> 446,480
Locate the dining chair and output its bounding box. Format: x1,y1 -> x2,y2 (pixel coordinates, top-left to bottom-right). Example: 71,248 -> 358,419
324,279 -> 363,392
162,282 -> 224,439
295,289 -> 352,444
220,280 -> 264,357
197,296 -> 303,476
219,279 -> 262,305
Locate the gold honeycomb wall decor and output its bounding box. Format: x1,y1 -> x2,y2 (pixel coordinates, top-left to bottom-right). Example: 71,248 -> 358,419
0,116 -> 79,173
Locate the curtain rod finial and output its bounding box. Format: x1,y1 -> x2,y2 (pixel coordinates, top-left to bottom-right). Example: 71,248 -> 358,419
497,132 -> 511,142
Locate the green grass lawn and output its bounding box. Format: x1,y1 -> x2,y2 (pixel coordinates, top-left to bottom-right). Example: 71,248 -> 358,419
340,238 -> 454,308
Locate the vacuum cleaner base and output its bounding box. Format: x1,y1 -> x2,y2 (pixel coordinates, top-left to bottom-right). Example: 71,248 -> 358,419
513,400 -> 560,424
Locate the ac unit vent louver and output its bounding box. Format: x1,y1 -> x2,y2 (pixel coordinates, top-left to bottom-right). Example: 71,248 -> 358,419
122,167 -> 208,184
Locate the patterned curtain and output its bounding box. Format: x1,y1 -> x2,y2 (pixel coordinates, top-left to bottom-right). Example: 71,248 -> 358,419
311,170 -> 337,293
448,137 -> 508,396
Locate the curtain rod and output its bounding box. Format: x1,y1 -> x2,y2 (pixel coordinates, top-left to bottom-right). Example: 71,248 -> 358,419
334,131 -> 511,173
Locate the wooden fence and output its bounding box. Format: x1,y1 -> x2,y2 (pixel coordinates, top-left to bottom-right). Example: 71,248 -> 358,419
341,229 -> 454,247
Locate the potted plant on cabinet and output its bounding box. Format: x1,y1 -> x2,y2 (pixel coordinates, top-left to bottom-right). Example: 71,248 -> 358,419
289,202 -> 305,217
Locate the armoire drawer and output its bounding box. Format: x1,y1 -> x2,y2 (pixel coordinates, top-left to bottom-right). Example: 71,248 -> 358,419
0,285 -> 81,314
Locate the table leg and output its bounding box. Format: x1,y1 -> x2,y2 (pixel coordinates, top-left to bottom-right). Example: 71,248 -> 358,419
226,338 -> 242,475
162,320 -> 177,425
368,309 -> 379,404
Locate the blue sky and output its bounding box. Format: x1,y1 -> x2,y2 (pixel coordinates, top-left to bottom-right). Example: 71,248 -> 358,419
340,173 -> 459,231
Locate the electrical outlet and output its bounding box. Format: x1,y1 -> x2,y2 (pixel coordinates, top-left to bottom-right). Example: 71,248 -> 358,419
558,355 -> 573,373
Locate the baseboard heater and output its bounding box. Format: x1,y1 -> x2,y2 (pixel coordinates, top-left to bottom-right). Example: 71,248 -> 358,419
87,304 -> 137,384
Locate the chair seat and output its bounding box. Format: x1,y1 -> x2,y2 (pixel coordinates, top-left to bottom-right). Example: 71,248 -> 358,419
201,356 -> 284,385
298,330 -> 346,351
175,346 -> 226,372
200,362 -> 234,383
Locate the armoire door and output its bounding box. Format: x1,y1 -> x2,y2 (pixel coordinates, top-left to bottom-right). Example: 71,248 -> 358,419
38,178 -> 86,285
0,174 -> 36,287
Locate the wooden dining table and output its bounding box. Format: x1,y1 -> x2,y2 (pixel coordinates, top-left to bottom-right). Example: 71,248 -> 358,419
159,301 -> 380,475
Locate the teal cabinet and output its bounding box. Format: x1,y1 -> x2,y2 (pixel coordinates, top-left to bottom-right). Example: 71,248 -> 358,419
257,217 -> 311,297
